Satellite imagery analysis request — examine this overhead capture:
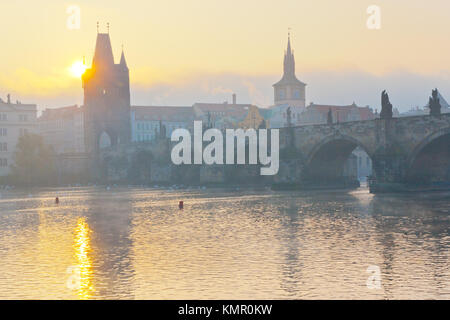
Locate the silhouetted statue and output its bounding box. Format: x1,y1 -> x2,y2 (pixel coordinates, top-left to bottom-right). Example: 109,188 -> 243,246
159,120 -> 166,139
327,108 -> 333,124
286,107 -> 292,127
429,88 -> 441,116
7,94 -> 11,104
380,90 -> 393,119
207,111 -> 212,129
258,120 -> 266,129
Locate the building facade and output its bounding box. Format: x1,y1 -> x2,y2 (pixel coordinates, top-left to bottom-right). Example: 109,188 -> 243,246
38,105 -> 84,154
131,106 -> 195,142
0,95 -> 38,176
299,103 -> 376,125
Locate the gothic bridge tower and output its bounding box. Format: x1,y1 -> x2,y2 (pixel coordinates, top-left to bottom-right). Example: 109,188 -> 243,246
82,25 -> 131,155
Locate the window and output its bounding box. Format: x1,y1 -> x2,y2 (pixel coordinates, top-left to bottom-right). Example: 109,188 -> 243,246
366,157 -> 370,166
294,90 -> 301,99
278,89 -> 285,100
0,114 -> 6,121
0,143 -> 6,152
0,128 -> 6,136
0,158 -> 7,167
19,114 -> 28,122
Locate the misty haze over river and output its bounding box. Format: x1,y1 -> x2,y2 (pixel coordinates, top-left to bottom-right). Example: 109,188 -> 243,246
0,186 -> 448,299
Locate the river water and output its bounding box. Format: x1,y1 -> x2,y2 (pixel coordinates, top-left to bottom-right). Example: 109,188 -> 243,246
0,186 -> 448,299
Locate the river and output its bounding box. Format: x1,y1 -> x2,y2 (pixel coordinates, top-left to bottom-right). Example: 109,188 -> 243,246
0,186 -> 448,299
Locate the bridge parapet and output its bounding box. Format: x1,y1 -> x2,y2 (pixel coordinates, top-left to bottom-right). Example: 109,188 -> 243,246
278,114 -> 450,191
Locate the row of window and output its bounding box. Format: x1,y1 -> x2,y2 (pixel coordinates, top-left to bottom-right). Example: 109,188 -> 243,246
137,123 -> 158,131
0,128 -> 29,137
0,114 -> 29,121
0,158 -> 7,167
136,122 -> 185,132
278,89 -> 301,100
137,134 -> 155,142
0,143 -> 7,152
20,128 -> 29,136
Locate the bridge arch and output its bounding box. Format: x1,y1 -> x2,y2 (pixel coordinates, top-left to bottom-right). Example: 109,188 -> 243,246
405,127 -> 450,184
303,134 -> 373,184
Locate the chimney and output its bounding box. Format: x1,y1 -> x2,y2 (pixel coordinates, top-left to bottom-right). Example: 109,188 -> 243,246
232,93 -> 237,105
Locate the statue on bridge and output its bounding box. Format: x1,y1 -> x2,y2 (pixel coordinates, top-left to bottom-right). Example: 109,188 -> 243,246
159,120 -> 166,139
429,88 -> 442,116
327,108 -> 333,124
286,107 -> 292,127
380,90 -> 393,119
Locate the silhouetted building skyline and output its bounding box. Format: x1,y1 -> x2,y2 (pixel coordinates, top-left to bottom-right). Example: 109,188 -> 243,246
82,30 -> 131,155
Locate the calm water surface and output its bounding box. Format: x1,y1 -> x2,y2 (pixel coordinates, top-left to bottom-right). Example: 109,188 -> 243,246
0,186 -> 448,299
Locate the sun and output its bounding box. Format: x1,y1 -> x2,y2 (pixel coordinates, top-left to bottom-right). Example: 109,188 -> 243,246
69,60 -> 87,78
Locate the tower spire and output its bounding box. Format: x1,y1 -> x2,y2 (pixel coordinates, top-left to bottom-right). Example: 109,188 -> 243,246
120,45 -> 128,69
283,30 -> 295,78
287,28 -> 292,54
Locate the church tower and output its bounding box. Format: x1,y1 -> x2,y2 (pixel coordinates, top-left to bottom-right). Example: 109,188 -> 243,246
82,25 -> 131,155
273,33 -> 306,108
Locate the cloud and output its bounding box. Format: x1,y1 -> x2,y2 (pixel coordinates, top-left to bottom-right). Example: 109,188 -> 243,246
3,69 -> 450,113
131,72 -> 277,107
132,70 -> 450,112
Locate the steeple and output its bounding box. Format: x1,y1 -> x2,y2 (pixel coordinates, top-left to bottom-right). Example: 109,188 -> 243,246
287,31 -> 292,55
283,32 -> 295,79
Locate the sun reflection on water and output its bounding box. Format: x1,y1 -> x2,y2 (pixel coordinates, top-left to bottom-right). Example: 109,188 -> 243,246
72,217 -> 94,299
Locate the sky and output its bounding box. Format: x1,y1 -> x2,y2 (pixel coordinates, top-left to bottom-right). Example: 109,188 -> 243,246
1,0 -> 450,112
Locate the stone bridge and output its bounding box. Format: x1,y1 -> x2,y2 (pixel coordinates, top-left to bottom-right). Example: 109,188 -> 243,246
96,114 -> 450,193
278,113 -> 450,192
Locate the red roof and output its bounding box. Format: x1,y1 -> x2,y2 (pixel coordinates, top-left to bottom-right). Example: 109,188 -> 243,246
132,105 -> 195,122
192,103 -> 252,119
308,103 -> 375,121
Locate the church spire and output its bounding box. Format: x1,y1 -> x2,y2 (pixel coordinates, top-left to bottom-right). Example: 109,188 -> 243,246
287,30 -> 292,55
283,31 -> 295,79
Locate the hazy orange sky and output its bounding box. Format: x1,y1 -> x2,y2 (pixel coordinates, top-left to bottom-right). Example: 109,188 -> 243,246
1,0 -> 450,111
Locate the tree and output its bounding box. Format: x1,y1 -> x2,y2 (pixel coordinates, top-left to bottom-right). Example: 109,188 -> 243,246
10,133 -> 57,186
